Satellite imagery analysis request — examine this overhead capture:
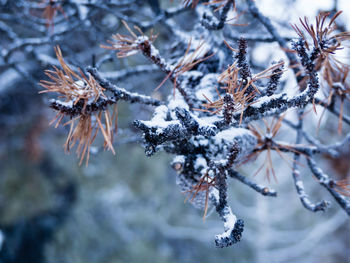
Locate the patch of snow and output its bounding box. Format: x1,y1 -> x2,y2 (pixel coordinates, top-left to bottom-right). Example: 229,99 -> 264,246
50,99 -> 73,107
141,105 -> 180,129
214,127 -> 253,144
173,155 -> 185,164
194,156 -> 207,170
168,94 -> 189,111
192,114 -> 216,130
295,180 -> 304,190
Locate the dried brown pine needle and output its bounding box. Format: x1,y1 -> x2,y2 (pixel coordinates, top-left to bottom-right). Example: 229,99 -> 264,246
292,11 -> 350,133
39,46 -> 117,165
196,66 -> 258,125
333,179 -> 350,197
291,11 -> 349,53
185,171 -> 216,220
101,20 -> 158,58
156,38 -> 214,95
246,115 -> 300,183
40,46 -> 105,106
41,0 -> 66,30
197,61 -> 285,123
243,60 -> 285,95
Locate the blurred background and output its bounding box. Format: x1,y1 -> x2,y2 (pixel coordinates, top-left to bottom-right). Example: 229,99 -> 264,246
0,0 -> 349,262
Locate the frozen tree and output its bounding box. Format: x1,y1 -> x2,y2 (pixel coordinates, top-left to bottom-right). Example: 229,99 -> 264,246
0,0 -> 349,253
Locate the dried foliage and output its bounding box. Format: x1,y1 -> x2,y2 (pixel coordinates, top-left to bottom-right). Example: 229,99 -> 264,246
40,46 -> 117,165
40,47 -> 105,106
292,11 -> 350,133
157,39 -> 214,95
198,62 -> 256,124
333,179 -> 350,197
246,115 -> 304,183
185,170 -> 216,220
101,20 -> 158,58
198,59 -> 284,125
40,0 -> 66,29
